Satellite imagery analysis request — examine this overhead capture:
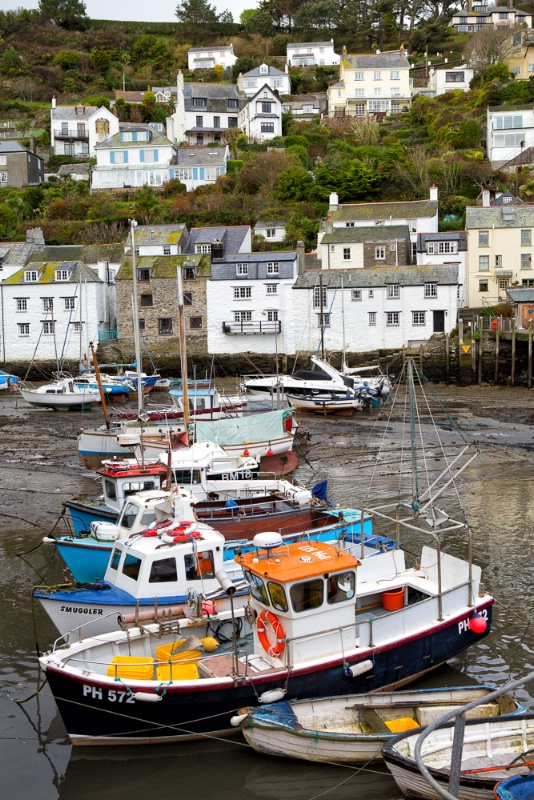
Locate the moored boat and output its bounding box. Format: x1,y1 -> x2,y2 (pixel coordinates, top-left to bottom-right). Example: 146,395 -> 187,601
495,774 -> 534,799
239,686 -> 523,764
20,376 -> 101,410
39,530 -> 494,745
383,713 -> 534,800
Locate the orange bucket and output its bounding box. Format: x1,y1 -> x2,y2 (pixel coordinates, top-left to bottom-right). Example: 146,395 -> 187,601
382,587 -> 405,611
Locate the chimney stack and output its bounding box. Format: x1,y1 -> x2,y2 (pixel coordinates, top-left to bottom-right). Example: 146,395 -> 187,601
329,191 -> 339,211
482,189 -> 490,207
326,215 -> 333,235
429,184 -> 438,203
296,240 -> 305,275
507,0 -> 513,9
29,135 -> 36,154
51,95 -> 56,109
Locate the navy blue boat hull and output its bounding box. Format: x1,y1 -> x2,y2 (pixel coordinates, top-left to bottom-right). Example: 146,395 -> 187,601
43,600 -> 493,744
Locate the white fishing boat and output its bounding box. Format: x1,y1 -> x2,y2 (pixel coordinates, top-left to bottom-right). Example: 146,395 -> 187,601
39,521 -> 494,745
383,712 -> 534,800
239,686 -> 523,764
20,376 -> 101,410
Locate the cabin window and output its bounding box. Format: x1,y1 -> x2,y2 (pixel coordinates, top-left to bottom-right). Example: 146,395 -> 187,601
109,549 -> 121,570
140,511 -> 157,526
185,551 -> 215,580
122,553 -> 142,580
104,479 -> 117,501
290,578 -> 324,612
149,557 -> 177,583
173,469 -> 202,484
120,502 -> 138,529
327,571 -> 355,604
244,569 -> 269,605
123,480 -> 157,497
268,581 -> 288,612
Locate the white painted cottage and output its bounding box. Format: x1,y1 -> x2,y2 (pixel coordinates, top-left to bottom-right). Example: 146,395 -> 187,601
91,124 -> 177,190
239,85 -> 283,141
287,40 -> 340,67
50,99 -> 119,158
188,44 -> 237,71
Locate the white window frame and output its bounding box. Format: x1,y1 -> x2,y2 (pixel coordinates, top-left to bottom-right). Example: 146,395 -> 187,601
351,289 -> 362,301
267,310 -> 278,322
42,298 -> 53,312
412,311 -> 426,325
266,283 -> 278,294
424,283 -> 438,298
24,270 -> 39,283
375,245 -> 386,260
234,310 -> 252,322
42,320 -> 55,334
233,286 -> 252,299
16,298 -> 28,312
18,322 -> 30,336
368,312 -> 376,325
374,71 -> 382,80
313,286 -> 327,308
267,261 -> 279,275
235,263 -> 248,276
195,244 -> 211,254
64,297 -> 76,310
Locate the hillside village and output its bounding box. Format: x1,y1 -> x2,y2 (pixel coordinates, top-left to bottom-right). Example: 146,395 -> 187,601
3,0 -> 534,371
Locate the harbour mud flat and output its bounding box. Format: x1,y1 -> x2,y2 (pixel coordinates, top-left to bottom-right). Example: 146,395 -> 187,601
1,383 -> 533,534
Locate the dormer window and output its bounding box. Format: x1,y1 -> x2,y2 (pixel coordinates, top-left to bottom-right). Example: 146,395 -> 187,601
24,270 -> 39,283
192,97 -> 207,108
260,64 -> 268,74
137,268 -> 151,281
55,269 -> 71,281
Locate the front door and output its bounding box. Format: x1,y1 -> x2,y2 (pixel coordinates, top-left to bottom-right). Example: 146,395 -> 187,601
433,310 -> 445,333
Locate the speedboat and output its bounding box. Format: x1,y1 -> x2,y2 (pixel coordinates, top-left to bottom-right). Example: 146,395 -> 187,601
241,355 -> 354,400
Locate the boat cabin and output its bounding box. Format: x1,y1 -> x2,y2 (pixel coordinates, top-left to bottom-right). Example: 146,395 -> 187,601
169,387 -> 245,417
103,524 -> 241,601
99,487 -> 196,539
98,460 -> 168,511
238,536 -> 361,666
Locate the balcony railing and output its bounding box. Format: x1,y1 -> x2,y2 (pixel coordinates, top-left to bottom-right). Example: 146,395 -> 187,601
55,128 -> 89,140
98,329 -> 118,342
222,321 -> 281,335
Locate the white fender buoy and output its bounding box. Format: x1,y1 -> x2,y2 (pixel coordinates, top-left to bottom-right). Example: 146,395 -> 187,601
133,692 -> 162,703
259,688 -> 286,704
345,659 -> 373,678
42,537 -> 56,544
230,712 -> 248,727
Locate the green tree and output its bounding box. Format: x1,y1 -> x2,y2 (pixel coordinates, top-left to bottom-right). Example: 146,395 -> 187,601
232,55 -> 256,81
53,49 -> 82,70
242,8 -> 274,35
134,185 -> 161,225
141,90 -> 156,122
483,62 -> 512,84
0,46 -> 23,76
274,165 -> 313,200
175,0 -> 218,25
38,0 -> 88,30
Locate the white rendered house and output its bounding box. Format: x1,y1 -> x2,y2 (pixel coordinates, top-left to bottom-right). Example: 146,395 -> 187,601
50,99 -> 119,157
327,48 -> 412,118
124,224 -> 188,258
207,251 -> 299,356
173,145 -> 228,191
451,0 -> 532,33
238,64 -> 292,98
187,45 -> 237,71
292,266 -> 459,354
254,220 -> 287,243
427,65 -> 474,96
286,40 -> 340,67
166,72 -> 246,146
91,125 -> 177,190
239,85 -> 283,141
486,105 -> 534,167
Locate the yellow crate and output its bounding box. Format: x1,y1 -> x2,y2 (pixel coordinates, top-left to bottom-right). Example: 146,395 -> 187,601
156,662 -> 199,682
156,641 -> 202,663
107,656 -> 154,681
384,716 -> 419,733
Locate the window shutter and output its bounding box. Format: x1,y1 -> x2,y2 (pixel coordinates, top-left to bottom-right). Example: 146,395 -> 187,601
199,167 -> 205,179
169,168 -> 174,179
140,150 -> 145,162
123,151 -> 128,164
153,149 -> 159,162
192,167 -> 198,180
110,151 -> 115,164
132,131 -> 137,141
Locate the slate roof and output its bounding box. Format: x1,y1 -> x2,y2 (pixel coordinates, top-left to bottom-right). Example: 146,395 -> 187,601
287,41 -> 335,48
189,45 -> 234,53
416,231 -> 467,252
343,51 -> 410,70
507,288 -> 534,302
4,261 -> 102,285
184,226 -> 250,254
0,141 -> 33,154
321,225 -> 410,244
255,220 -> 286,228
176,147 -> 227,167
466,206 -> 534,228
294,265 -> 458,289
211,251 -> 297,281
243,64 -> 287,77
95,126 -> 174,150
51,105 -> 98,121
491,191 -> 524,205
27,244 -> 124,263
57,163 -> 90,176
114,91 -> 144,103
0,242 -> 35,265
331,200 -> 438,222
125,224 -> 187,247
183,82 -> 246,112
116,254 -> 210,280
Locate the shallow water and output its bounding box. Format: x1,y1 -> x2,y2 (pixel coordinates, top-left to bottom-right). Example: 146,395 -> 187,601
0,385 -> 533,800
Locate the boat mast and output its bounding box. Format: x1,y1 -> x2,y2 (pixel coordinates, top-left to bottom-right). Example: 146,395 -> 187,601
89,341 -> 110,430
408,359 -> 420,514
341,276 -> 346,372
176,264 -> 190,436
130,219 -> 144,416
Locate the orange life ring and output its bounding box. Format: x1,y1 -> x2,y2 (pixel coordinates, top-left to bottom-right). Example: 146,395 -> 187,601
256,610 -> 285,658
168,529 -> 201,543
491,319 -> 498,331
